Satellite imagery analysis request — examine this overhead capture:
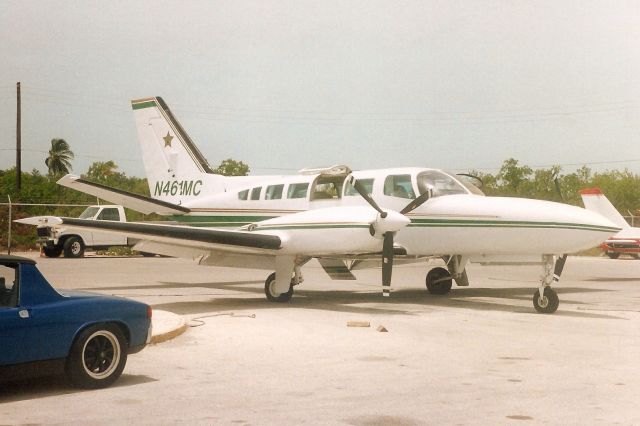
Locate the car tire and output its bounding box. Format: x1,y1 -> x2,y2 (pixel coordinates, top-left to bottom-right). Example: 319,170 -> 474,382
606,252 -> 620,259
66,324 -> 128,389
63,236 -> 85,258
42,245 -> 63,258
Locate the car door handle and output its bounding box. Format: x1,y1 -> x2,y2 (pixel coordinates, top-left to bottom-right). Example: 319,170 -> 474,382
18,309 -> 30,319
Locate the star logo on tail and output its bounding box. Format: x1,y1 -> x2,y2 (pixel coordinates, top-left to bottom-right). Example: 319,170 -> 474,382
163,132 -> 174,148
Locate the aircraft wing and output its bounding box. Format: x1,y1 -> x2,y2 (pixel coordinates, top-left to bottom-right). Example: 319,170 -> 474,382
57,174 -> 189,215
50,217 -> 280,253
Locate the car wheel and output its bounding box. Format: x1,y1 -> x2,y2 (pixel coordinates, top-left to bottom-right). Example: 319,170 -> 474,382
63,236 -> 85,258
606,252 -> 620,259
43,245 -> 63,258
66,324 -> 128,389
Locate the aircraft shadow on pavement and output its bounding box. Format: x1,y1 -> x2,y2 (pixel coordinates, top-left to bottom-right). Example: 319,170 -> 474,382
148,281 -> 622,320
0,374 -> 157,403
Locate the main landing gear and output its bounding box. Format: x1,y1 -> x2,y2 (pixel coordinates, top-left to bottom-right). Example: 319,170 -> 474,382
264,266 -> 304,303
425,255 -> 469,295
425,267 -> 453,295
533,254 -> 566,314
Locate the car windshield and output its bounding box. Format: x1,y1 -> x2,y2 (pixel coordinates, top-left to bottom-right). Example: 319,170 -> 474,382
79,207 -> 99,219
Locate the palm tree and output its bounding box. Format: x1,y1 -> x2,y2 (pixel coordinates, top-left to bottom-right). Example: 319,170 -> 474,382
45,138 -> 74,177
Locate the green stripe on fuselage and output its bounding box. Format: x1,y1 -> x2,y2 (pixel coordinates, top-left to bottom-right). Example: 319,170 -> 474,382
168,214 -> 617,233
408,218 -> 618,233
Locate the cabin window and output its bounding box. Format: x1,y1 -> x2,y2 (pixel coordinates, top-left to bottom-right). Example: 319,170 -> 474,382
97,208 -> 120,221
265,184 -> 284,200
383,175 -> 415,199
417,171 -> 467,198
344,178 -> 374,196
238,189 -> 249,200
287,183 -> 309,199
310,176 -> 345,201
250,187 -> 262,200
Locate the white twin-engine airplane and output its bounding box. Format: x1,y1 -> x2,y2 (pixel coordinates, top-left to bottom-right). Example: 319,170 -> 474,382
19,97 -> 620,313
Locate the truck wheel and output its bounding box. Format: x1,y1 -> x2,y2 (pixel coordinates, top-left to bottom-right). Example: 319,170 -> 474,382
43,245 -> 63,258
63,237 -> 85,258
66,324 -> 128,389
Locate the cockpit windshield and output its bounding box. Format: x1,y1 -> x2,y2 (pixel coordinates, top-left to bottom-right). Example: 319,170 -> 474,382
416,170 -> 483,197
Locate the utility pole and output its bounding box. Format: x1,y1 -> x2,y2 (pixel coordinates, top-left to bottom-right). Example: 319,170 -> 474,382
16,82 -> 21,193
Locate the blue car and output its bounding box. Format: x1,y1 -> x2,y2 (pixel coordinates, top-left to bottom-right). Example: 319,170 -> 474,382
0,255 -> 151,388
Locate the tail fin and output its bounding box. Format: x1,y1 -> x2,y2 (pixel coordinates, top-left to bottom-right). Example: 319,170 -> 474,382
131,97 -> 224,203
579,188 -> 630,229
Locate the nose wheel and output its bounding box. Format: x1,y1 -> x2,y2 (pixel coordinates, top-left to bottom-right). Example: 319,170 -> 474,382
533,254 -> 566,314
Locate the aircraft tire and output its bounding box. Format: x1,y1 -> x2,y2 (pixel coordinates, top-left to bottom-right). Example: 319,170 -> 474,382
264,272 -> 294,302
533,287 -> 559,314
426,267 -> 453,295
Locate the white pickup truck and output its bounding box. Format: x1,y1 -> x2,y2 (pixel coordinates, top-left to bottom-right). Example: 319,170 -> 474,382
37,205 -> 134,258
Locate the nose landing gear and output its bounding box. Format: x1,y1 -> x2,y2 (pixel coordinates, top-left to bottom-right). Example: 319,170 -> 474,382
533,254 -> 566,314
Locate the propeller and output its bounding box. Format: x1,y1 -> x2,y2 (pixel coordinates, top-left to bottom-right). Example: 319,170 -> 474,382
347,176 -> 432,296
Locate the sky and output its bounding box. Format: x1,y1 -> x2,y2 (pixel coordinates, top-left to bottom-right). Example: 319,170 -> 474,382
1,0 -> 639,178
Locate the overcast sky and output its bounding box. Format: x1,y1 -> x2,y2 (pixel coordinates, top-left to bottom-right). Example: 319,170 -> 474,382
1,0 -> 639,178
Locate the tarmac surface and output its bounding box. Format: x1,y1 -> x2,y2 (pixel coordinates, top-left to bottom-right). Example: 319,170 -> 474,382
1,252 -> 640,425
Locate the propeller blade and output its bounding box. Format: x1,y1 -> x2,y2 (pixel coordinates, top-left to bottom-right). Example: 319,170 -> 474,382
348,176 -> 386,218
399,191 -> 432,215
382,232 -> 394,297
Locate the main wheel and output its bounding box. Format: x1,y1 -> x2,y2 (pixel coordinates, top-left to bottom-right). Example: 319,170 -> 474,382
66,324 -> 128,389
264,272 -> 294,302
63,236 -> 85,258
426,267 -> 453,295
606,252 -> 620,259
533,287 -> 559,314
43,245 -> 63,258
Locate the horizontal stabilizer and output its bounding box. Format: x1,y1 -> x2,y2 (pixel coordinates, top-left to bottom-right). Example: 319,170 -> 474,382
579,188 -> 629,230
57,174 -> 190,215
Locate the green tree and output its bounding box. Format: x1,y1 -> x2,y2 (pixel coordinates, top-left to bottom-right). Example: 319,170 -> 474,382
495,158 -> 533,196
84,160 -> 122,182
45,138 -> 74,178
213,158 -> 250,176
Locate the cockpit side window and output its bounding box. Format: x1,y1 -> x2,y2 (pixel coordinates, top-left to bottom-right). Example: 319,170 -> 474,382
344,178 -> 374,196
416,171 -> 467,197
238,189 -> 249,200
383,175 -> 415,199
